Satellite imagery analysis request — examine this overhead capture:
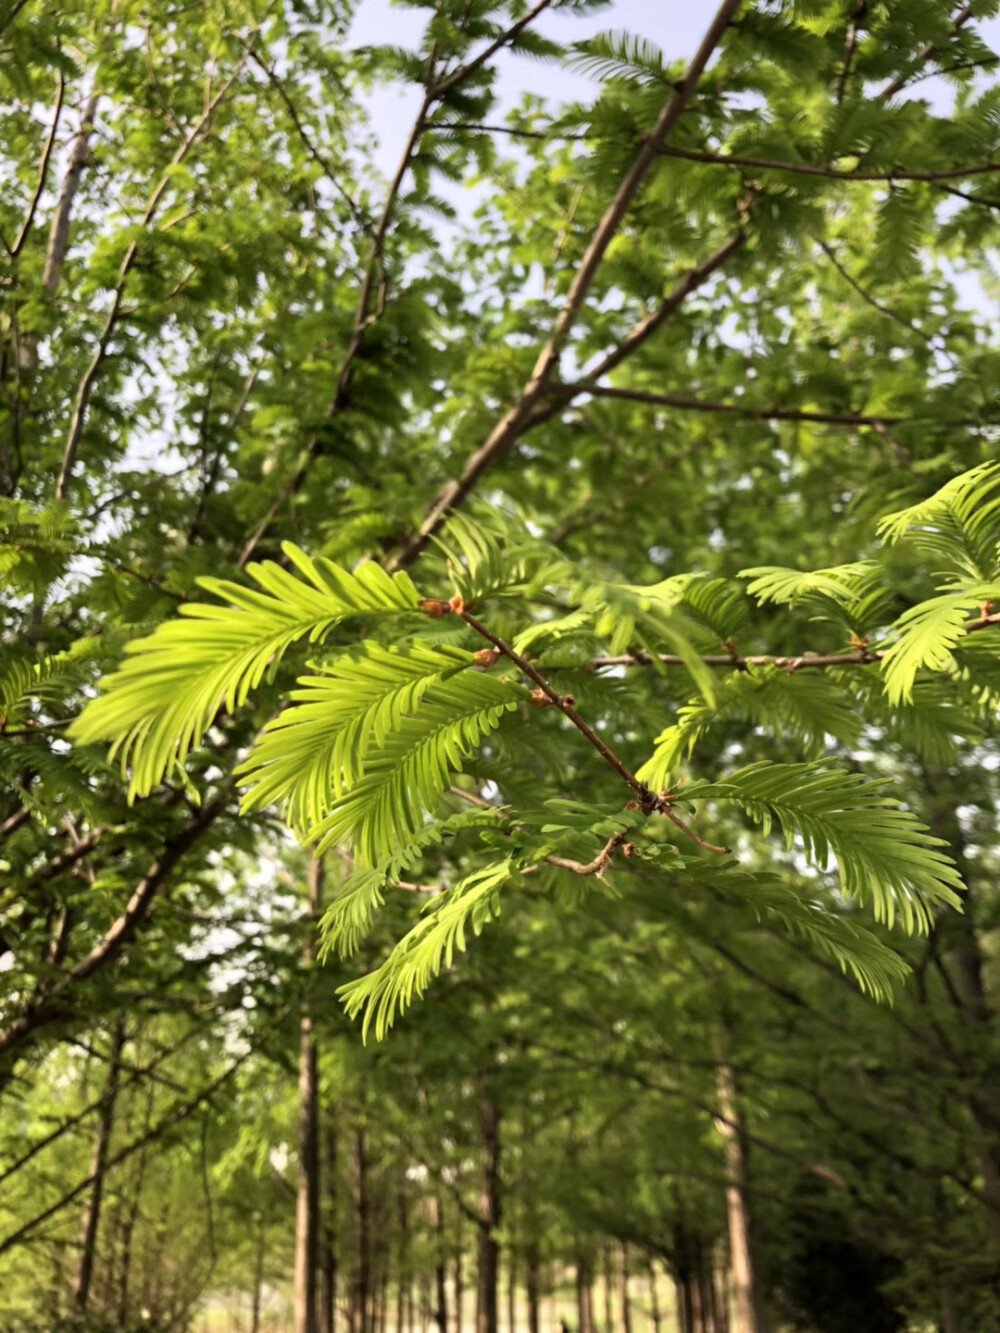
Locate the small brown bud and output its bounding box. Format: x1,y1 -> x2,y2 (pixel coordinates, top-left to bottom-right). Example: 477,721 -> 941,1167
449,593 -> 466,615
624,800 -> 642,812
419,598 -> 451,618
529,689 -> 551,707
562,694 -> 576,709
623,842 -> 638,858
473,648 -> 500,667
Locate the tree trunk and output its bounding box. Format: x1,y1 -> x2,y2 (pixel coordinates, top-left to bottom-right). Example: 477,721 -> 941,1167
476,1095 -> 501,1333
323,1109 -> 338,1333
354,1126 -> 371,1333
396,1187 -> 408,1333
602,1246 -> 614,1333
294,857 -> 324,1333
17,90 -> 100,373
716,1065 -> 765,1333
648,1260 -> 661,1333
454,1240 -> 464,1333
430,1194 -> 448,1333
618,1244 -> 631,1333
576,1253 -> 594,1333
929,798 -> 1000,1251
507,1242 -> 516,1333
525,1240 -> 539,1333
251,1223 -> 266,1333
116,1073 -> 155,1328
712,1248 -> 729,1333
73,1018 -> 125,1311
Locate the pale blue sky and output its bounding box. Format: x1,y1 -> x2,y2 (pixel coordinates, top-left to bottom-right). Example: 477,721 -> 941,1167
348,1 -> 1000,180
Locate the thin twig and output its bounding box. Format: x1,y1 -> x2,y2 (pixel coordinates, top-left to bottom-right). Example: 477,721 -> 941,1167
10,73 -> 65,258
394,0 -> 742,566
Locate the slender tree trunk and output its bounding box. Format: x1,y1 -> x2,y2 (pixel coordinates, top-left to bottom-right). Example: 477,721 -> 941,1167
116,1073 -> 155,1328
73,1018 -> 125,1311
712,1248 -> 729,1333
476,1095 -> 501,1333
18,90 -> 100,373
507,1242 -> 516,1333
602,1246 -> 614,1333
354,1126 -> 371,1333
396,1187 -> 408,1333
251,1223 -> 266,1333
294,857 -> 324,1333
378,1261 -> 389,1333
525,1240 -> 540,1333
454,1238 -> 464,1333
929,798 -> 1000,1251
648,1260 -> 661,1333
618,1244 -> 631,1333
716,1066 -> 765,1333
429,1193 -> 448,1333
696,1243 -> 717,1333
940,1289 -> 961,1333
576,1253 -> 594,1333
323,1110 -> 338,1333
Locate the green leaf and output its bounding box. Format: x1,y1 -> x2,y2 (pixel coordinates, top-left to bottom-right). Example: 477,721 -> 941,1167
339,859 -> 514,1039
879,583 -> 1000,706
682,761 -> 963,931
306,672 -> 525,865
237,641 -> 475,832
70,544 -> 422,799
706,864 -> 910,1002
877,462 -> 1000,581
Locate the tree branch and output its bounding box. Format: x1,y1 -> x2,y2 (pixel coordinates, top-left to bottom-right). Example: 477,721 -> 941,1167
10,73 -> 65,259
393,0 -> 742,566
547,382 -> 995,430
0,791 -> 228,1061
55,33 -> 261,501
0,1017 -> 282,1256
876,3 -> 975,101
437,123 -> 1000,185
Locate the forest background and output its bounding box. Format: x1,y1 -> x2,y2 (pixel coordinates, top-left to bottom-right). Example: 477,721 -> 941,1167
4,1 -> 1000,1331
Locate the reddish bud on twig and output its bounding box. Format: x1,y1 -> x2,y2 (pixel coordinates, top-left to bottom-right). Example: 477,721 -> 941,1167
419,598 -> 451,618
449,594 -> 466,615
473,648 -> 500,667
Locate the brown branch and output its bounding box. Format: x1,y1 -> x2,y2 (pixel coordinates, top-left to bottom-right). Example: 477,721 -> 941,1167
459,609 -> 649,799
545,832 -> 628,879
817,240 -> 954,365
458,609 -> 730,853
41,90 -> 100,296
188,351 -> 263,544
238,71 -> 440,567
587,649 -> 879,672
0,791 -> 228,1061
393,0 -> 742,567
0,807 -> 31,841
583,611 -> 1000,673
10,73 -> 65,259
836,1 -> 865,104
547,382 -> 995,430
876,3 -> 975,101
249,52 -> 371,238
0,0 -> 32,38
430,0 -> 555,97
438,123 -> 1000,185
578,230 -> 747,385
55,33 -> 261,502
0,1022 -> 205,1188
28,825 -> 109,884
0,1017 -> 281,1256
